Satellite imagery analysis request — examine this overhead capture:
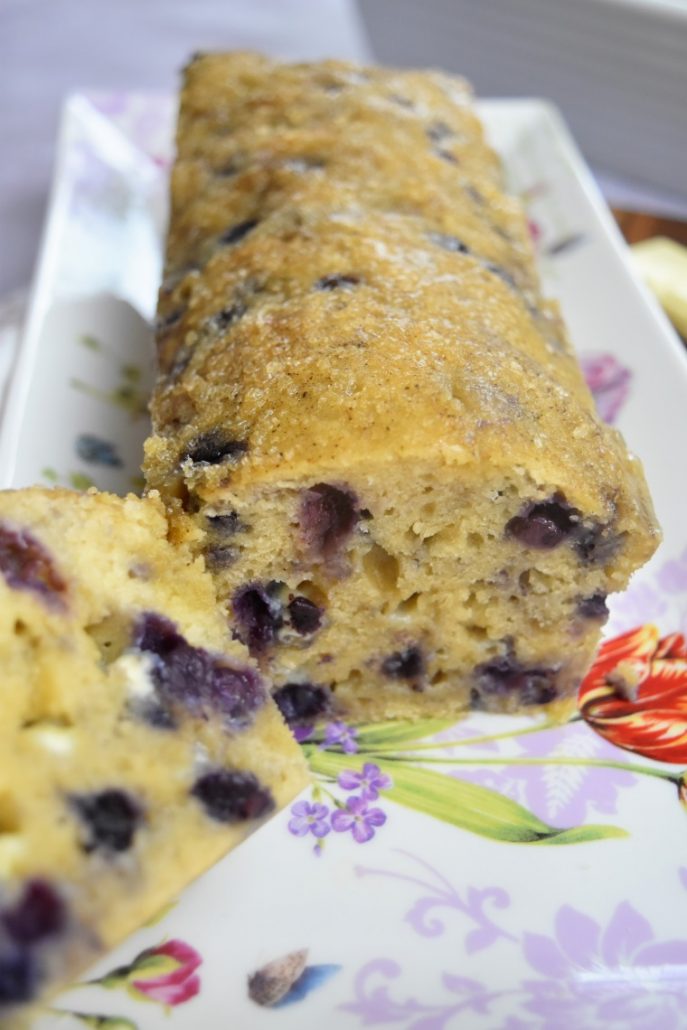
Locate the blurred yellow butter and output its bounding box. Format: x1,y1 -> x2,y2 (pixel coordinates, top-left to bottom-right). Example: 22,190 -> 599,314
631,236 -> 687,338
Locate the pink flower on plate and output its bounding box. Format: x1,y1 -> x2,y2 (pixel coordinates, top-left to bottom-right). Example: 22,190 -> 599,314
528,218 -> 542,244
127,940 -> 202,1007
579,353 -> 632,424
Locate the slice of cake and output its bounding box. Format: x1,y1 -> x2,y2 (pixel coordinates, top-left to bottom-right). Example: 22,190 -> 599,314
144,53 -> 660,727
0,487 -> 308,1023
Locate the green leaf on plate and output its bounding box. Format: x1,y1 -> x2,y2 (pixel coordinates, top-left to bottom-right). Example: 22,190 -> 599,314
539,824 -> 628,845
78,333 -> 102,352
353,719 -> 458,747
53,1012 -> 137,1030
91,950 -> 177,990
69,472 -> 95,491
306,750 -> 626,845
121,363 -> 141,383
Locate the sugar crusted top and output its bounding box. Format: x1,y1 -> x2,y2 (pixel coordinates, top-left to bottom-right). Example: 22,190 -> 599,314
145,53 -> 658,546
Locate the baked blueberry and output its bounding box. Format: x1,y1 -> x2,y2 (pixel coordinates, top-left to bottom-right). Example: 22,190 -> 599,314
389,93 -> 414,108
165,345 -> 193,380
577,593 -> 609,619
182,431 -> 248,465
0,950 -> 37,1003
299,484 -> 358,561
218,219 -> 258,246
134,612 -> 265,725
473,651 -> 558,706
191,769 -> 274,823
209,303 -> 246,331
465,184 -> 484,206
71,790 -> 142,854
518,678 -> 558,706
574,523 -> 621,566
428,232 -> 469,253
505,496 -> 580,549
3,881 -> 65,945
138,700 -> 177,731
382,645 -> 425,681
0,525 -> 66,607
316,274 -> 360,290
155,308 -> 184,335
484,262 -> 518,290
287,596 -> 323,635
206,546 -> 237,570
207,511 -> 242,534
232,585 -> 283,656
426,120 -> 453,143
273,683 -> 330,725
214,160 -> 240,177
469,687 -> 486,711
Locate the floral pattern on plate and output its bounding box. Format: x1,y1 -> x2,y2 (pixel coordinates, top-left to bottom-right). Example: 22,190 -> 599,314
342,881 -> 687,1030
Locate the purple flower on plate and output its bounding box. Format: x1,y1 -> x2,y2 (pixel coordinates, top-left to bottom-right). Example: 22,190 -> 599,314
579,353 -> 632,424
322,721 -> 358,754
288,801 -> 331,839
520,901 -> 687,1028
331,797 -> 386,843
338,763 -> 392,800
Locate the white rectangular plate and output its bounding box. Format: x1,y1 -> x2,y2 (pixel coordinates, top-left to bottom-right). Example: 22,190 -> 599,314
4,92 -> 687,1030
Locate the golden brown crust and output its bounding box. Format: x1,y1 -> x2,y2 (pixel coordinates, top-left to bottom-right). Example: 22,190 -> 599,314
148,55 -> 655,532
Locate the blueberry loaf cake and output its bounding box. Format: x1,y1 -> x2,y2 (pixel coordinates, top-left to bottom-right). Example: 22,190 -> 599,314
144,53 -> 660,727
0,487 -> 307,1022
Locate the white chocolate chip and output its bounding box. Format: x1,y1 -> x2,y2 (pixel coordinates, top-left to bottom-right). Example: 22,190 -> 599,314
114,652 -> 157,700
0,836 -> 26,874
195,742 -> 211,764
31,727 -> 74,755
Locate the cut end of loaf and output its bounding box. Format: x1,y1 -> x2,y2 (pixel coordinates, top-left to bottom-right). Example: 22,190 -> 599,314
164,455 -> 658,724
0,487 -> 308,1019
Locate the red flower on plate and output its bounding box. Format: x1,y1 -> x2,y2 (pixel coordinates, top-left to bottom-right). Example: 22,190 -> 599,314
579,624 -> 687,763
126,939 -> 202,1007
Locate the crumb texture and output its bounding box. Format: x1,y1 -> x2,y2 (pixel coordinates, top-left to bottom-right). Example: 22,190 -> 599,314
0,486 -> 307,1020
